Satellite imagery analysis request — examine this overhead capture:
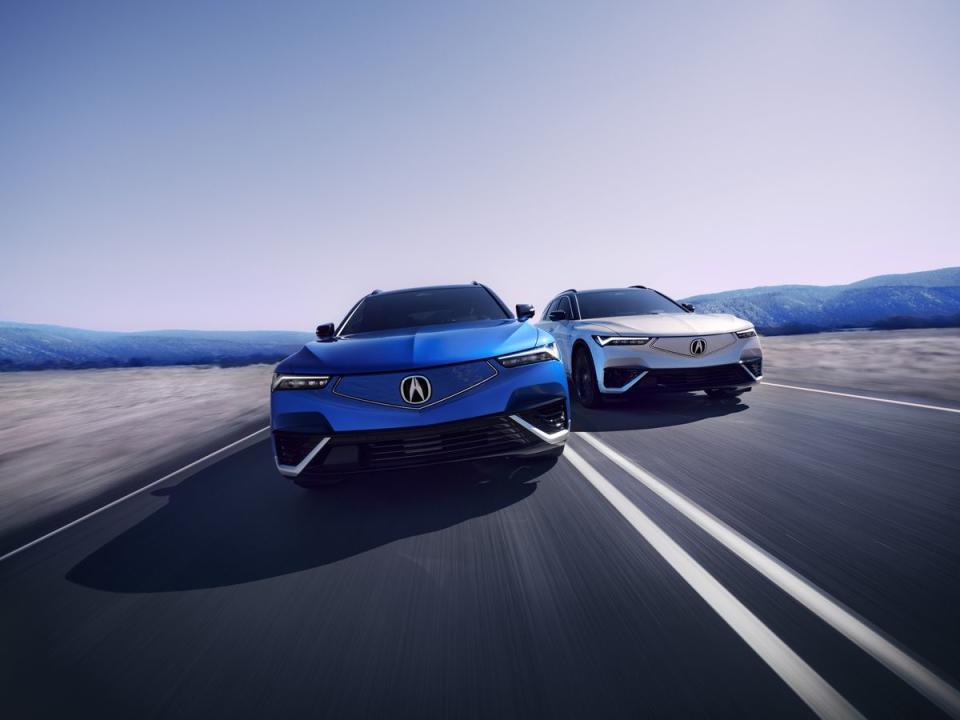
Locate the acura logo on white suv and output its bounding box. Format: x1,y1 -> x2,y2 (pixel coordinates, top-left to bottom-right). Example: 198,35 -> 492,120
689,338 -> 706,356
400,375 -> 431,404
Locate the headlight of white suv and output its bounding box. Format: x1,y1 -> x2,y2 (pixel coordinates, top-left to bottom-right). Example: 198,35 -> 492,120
593,336 -> 651,346
497,343 -> 560,368
271,374 -> 330,391
735,328 -> 757,338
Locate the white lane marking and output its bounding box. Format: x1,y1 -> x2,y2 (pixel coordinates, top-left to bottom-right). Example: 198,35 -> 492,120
564,447 -> 864,720
578,432 -> 960,719
0,426 -> 272,564
763,382 -> 960,415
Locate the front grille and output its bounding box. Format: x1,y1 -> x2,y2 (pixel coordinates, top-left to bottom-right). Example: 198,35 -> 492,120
648,363 -> 754,391
332,360 -> 497,408
516,399 -> 568,433
274,432 -> 325,466
299,414 -> 536,474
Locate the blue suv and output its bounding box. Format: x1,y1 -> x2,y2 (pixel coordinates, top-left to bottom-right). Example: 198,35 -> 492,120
271,283 -> 570,487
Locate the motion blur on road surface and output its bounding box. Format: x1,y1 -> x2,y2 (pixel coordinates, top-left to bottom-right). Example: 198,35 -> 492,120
2,352 -> 959,719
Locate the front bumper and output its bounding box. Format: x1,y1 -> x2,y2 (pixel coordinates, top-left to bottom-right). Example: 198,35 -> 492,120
273,400 -> 568,477
592,332 -> 763,394
608,359 -> 762,394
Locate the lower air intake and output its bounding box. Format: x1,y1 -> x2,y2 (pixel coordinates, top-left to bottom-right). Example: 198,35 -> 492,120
649,363 -> 755,392
274,432 -> 325,466
516,400 -> 568,433
299,414 -> 537,474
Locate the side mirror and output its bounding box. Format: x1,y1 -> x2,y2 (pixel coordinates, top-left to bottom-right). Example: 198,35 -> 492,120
316,323 -> 335,340
548,309 -> 568,321
516,304 -> 535,321
681,303 -> 695,313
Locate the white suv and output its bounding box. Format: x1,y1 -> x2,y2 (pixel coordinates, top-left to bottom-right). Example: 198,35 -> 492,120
538,286 -> 763,407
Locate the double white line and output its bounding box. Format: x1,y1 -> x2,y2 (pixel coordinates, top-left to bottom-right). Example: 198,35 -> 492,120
567,433 -> 960,720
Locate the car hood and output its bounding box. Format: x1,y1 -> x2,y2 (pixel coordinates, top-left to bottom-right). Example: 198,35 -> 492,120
277,319 -> 544,375
577,312 -> 752,337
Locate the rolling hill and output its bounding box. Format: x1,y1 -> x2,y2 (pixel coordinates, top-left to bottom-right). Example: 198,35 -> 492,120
0,323 -> 315,371
682,267 -> 960,334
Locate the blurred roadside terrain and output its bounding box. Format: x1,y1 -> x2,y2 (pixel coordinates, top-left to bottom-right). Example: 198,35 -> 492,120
0,364 -> 273,550
0,328 -> 957,553
763,328 -> 960,407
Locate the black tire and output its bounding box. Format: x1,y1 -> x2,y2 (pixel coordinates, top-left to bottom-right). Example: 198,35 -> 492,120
705,388 -> 744,400
573,346 -> 604,408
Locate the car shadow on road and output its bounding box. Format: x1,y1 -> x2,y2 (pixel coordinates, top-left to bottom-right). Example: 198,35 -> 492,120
66,445 -> 549,593
571,392 -> 749,432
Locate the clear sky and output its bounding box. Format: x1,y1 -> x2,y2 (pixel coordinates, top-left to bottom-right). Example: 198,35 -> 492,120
2,1 -> 958,331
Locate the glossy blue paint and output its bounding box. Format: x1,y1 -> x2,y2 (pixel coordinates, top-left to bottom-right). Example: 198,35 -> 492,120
333,359 -> 497,408
271,359 -> 567,433
278,319 -> 543,375
271,285 -> 570,439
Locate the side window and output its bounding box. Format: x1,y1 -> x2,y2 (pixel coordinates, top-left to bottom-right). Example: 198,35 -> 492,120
545,298 -> 560,318
557,296 -> 573,319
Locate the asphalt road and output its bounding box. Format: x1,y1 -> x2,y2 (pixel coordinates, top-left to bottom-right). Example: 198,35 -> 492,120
1,383 -> 958,719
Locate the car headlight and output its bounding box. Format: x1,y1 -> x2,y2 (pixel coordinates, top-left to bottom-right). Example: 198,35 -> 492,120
735,328 -> 757,339
497,343 -> 560,368
593,336 -> 651,346
271,374 -> 330,391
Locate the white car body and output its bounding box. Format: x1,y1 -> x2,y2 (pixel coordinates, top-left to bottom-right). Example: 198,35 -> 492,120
538,287 -> 763,403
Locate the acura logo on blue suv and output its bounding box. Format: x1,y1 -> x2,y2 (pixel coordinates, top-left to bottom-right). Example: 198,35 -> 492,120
690,338 -> 706,356
270,283 -> 569,485
400,375 -> 432,405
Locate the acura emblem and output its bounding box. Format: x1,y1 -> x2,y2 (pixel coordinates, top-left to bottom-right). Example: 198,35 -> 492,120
400,375 -> 431,405
689,338 -> 706,356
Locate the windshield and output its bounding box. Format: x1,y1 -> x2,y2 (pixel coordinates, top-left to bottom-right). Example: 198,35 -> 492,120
339,286 -> 510,335
577,289 -> 682,319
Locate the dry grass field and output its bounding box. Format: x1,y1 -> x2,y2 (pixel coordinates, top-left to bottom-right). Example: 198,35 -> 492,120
0,364 -> 274,547
762,328 -> 960,407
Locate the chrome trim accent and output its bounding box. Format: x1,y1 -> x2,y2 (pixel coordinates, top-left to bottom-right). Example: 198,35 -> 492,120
399,375 -> 432,404
739,361 -> 763,382
599,370 -> 648,394
332,361 -> 500,410
275,437 -> 330,477
509,415 -> 569,445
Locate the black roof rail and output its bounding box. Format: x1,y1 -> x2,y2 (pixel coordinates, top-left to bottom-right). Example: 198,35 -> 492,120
369,289 -> 381,295
471,280 -> 480,286
629,285 -> 647,289
559,288 -> 577,294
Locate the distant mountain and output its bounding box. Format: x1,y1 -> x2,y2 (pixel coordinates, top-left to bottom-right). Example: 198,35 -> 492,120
0,322 -> 315,371
682,267 -> 960,335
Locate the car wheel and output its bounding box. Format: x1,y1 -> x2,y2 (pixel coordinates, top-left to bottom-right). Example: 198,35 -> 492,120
573,346 -> 604,408
705,388 -> 743,400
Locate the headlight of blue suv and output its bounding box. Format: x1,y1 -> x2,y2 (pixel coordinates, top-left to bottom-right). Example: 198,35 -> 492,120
271,374 -> 330,391
497,343 -> 560,368
735,328 -> 757,338
593,336 -> 651,346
